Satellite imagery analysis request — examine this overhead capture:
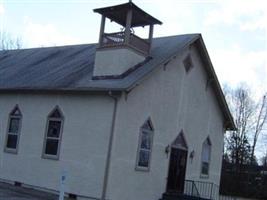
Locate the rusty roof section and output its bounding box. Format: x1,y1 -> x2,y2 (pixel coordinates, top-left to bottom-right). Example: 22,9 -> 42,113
93,2 -> 162,27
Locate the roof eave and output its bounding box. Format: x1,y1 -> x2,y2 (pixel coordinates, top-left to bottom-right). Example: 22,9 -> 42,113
194,36 -> 236,131
93,2 -> 162,27
0,87 -> 123,95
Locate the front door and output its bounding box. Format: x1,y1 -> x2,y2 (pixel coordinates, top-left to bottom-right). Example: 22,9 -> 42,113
166,148 -> 188,193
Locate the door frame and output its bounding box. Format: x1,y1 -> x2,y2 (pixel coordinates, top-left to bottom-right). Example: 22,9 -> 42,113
165,131 -> 188,193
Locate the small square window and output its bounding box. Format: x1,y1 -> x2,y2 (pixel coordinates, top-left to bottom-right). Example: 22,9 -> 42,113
47,121 -> 61,138
201,162 -> 209,175
183,55 -> 193,73
45,139 -> 59,155
8,118 -> 20,133
140,132 -> 151,150
138,150 -> 150,167
6,135 -> 18,149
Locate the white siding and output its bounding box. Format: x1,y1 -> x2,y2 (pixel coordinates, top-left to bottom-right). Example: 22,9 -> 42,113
106,45 -> 225,200
94,48 -> 145,76
0,45 -> 226,200
0,93 -> 114,199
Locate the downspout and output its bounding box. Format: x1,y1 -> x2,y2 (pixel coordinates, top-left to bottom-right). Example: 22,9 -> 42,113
101,91 -> 119,200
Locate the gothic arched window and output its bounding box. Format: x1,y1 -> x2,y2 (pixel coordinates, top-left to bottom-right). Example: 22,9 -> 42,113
136,118 -> 154,170
5,105 -> 22,153
201,137 -> 212,176
42,106 -> 64,159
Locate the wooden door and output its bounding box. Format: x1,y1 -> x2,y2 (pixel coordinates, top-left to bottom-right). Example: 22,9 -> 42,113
166,148 -> 188,193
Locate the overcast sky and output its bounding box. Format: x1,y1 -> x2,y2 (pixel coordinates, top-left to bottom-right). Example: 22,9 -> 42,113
0,0 -> 267,156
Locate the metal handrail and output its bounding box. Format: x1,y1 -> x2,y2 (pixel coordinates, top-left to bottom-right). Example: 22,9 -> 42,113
185,180 -> 220,200
192,181 -> 201,197
184,180 -> 200,198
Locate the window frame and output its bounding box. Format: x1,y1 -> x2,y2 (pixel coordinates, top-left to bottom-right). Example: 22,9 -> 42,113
135,118 -> 154,172
42,106 -> 64,160
200,137 -> 212,178
4,105 -> 22,154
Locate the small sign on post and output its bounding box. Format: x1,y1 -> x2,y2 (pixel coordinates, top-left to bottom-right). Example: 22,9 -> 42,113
59,170 -> 67,200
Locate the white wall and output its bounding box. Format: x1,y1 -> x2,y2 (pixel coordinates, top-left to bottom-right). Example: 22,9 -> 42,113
106,44 -> 225,200
0,44 -> 226,200
0,93 -> 114,199
93,48 -> 145,76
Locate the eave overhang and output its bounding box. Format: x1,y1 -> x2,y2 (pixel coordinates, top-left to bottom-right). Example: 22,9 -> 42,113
93,2 -> 162,27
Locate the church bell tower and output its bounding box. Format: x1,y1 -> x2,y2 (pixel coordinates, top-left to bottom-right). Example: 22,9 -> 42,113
93,1 -> 162,78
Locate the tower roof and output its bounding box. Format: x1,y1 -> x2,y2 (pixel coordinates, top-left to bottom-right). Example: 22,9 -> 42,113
93,2 -> 162,27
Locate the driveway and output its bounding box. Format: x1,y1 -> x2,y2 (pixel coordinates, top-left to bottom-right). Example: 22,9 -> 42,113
0,182 -> 58,200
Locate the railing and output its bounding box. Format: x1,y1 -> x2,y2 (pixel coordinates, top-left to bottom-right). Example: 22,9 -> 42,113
185,180 -> 219,199
102,31 -> 125,46
129,34 -> 150,54
184,180 -> 237,200
184,180 -> 201,198
100,31 -> 150,54
194,180 -> 220,200
219,195 -> 237,200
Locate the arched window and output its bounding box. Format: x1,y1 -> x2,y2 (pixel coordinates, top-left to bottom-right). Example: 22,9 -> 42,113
136,118 -> 154,170
5,105 -> 22,153
42,106 -> 64,159
201,137 -> 212,176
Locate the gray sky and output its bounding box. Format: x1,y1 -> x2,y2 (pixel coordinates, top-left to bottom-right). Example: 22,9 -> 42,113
0,0 -> 267,155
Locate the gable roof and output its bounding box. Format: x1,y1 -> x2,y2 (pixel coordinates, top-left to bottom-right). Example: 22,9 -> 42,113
0,34 -> 197,91
0,34 -> 235,130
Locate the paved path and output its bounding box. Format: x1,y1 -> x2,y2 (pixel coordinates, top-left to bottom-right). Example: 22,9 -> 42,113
0,182 -> 58,200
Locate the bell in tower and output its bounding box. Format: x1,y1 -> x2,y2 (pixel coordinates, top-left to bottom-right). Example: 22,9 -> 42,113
93,1 -> 162,78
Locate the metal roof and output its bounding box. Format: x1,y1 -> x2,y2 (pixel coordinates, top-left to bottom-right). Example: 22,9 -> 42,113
93,2 -> 162,27
0,34 -> 198,91
0,34 -> 235,130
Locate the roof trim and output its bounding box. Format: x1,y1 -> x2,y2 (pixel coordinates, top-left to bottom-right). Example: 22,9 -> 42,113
93,2 -> 162,27
194,37 -> 236,131
0,87 -> 123,94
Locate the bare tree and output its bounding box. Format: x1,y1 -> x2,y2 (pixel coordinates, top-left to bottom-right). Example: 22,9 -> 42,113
250,94 -> 267,164
224,85 -> 267,167
222,85 -> 267,198
0,31 -> 22,50
224,86 -> 254,166
260,151 -> 267,167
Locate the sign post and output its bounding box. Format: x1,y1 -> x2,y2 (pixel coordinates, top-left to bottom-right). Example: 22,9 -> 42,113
59,170 -> 66,200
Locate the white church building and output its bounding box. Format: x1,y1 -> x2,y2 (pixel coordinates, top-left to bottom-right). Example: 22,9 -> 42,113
0,2 -> 235,200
